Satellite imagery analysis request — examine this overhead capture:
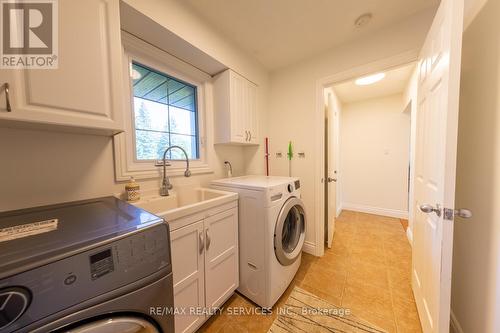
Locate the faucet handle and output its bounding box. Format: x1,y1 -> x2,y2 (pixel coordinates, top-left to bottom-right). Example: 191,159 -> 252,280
155,160 -> 171,167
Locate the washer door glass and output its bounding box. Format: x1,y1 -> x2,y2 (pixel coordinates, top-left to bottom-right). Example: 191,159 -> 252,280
62,317 -> 159,333
274,197 -> 306,266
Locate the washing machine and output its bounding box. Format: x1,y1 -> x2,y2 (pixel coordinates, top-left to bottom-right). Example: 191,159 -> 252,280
211,176 -> 306,308
0,197 -> 174,333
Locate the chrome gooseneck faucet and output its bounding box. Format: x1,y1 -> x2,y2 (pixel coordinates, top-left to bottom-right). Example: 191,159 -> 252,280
160,145 -> 191,196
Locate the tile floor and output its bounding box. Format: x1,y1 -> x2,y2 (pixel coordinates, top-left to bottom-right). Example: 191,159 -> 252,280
198,210 -> 422,333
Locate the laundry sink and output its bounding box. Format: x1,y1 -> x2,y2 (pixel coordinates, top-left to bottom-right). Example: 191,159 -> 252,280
131,187 -> 238,222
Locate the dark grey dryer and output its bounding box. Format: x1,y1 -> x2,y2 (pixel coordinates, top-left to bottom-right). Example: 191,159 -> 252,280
0,196 -> 174,333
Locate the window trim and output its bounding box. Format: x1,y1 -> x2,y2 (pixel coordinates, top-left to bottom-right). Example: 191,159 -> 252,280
131,61 -> 200,162
113,32 -> 213,181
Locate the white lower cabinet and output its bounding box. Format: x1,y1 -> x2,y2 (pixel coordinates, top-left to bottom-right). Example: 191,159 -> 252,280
170,207 -> 238,333
170,221 -> 206,333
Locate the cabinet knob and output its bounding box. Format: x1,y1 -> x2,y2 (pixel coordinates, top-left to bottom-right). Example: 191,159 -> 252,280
199,231 -> 204,254
205,229 -> 211,250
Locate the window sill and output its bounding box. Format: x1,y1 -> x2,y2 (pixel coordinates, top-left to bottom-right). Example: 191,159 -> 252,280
114,131 -> 213,181
114,163 -> 213,182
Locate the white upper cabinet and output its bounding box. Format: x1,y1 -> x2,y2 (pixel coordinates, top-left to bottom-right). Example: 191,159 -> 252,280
213,69 -> 258,145
0,0 -> 124,135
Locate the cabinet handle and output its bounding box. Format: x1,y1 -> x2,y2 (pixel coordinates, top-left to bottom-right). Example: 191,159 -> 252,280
205,229 -> 211,250
249,131 -> 252,141
245,130 -> 249,141
199,231 -> 204,254
3,83 -> 11,112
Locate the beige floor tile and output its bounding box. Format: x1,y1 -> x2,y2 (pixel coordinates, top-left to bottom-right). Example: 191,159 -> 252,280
342,279 -> 394,322
348,258 -> 389,289
197,210 -> 421,333
318,251 -> 350,272
393,296 -> 423,333
295,281 -> 343,306
300,262 -> 346,301
350,307 -> 398,333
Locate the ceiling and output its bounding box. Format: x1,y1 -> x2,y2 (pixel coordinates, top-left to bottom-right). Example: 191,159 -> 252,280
181,0 -> 439,70
332,63 -> 416,104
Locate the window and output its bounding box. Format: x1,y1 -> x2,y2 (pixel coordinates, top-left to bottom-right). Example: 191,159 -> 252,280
131,62 -> 199,160
113,32 -> 212,182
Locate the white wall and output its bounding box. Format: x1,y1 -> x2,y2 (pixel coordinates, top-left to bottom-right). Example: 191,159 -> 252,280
451,0 -> 500,331
0,0 -> 268,211
339,94 -> 410,217
268,9 -> 435,254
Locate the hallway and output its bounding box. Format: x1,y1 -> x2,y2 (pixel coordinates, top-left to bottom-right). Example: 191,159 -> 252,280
199,211 -> 421,333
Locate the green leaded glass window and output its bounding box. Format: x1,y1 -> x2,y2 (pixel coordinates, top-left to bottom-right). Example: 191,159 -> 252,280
131,62 -> 199,160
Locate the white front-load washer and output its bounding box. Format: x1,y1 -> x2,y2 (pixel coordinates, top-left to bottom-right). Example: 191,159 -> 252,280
211,175 -> 306,308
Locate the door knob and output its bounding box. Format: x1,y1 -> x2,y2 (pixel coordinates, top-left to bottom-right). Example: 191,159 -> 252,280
419,203 -> 442,217
454,208 -> 472,219
327,177 -> 337,183
443,207 -> 473,220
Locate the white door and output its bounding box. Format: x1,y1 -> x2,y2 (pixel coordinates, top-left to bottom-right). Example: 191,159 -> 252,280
326,93 -> 338,248
204,208 -> 239,309
412,0 -> 464,332
170,220 -> 206,333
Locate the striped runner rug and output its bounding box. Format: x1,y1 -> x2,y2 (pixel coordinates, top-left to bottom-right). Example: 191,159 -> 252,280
268,287 -> 387,333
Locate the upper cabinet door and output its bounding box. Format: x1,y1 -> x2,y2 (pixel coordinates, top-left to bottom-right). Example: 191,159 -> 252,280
229,71 -> 246,143
0,0 -> 124,135
247,81 -> 258,144
213,69 -> 259,145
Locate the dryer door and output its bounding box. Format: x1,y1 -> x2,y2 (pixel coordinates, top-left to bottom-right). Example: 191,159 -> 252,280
61,317 -> 159,333
274,197 -> 306,266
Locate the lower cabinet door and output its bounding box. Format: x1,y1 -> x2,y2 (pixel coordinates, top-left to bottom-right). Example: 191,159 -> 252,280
170,220 -> 206,333
204,208 -> 239,309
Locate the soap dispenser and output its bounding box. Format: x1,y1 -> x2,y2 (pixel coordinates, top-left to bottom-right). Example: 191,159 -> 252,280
125,177 -> 140,202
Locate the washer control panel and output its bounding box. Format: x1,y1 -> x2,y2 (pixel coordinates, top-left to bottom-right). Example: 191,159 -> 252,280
0,223 -> 170,333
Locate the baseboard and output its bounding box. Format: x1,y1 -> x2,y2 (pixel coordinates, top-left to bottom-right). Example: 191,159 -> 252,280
406,227 -> 413,246
450,310 -> 464,333
342,203 -> 408,219
302,241 -> 316,256
336,204 -> 343,217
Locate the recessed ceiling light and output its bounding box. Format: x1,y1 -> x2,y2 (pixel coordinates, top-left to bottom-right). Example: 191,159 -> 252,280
355,73 -> 386,86
354,13 -> 372,28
